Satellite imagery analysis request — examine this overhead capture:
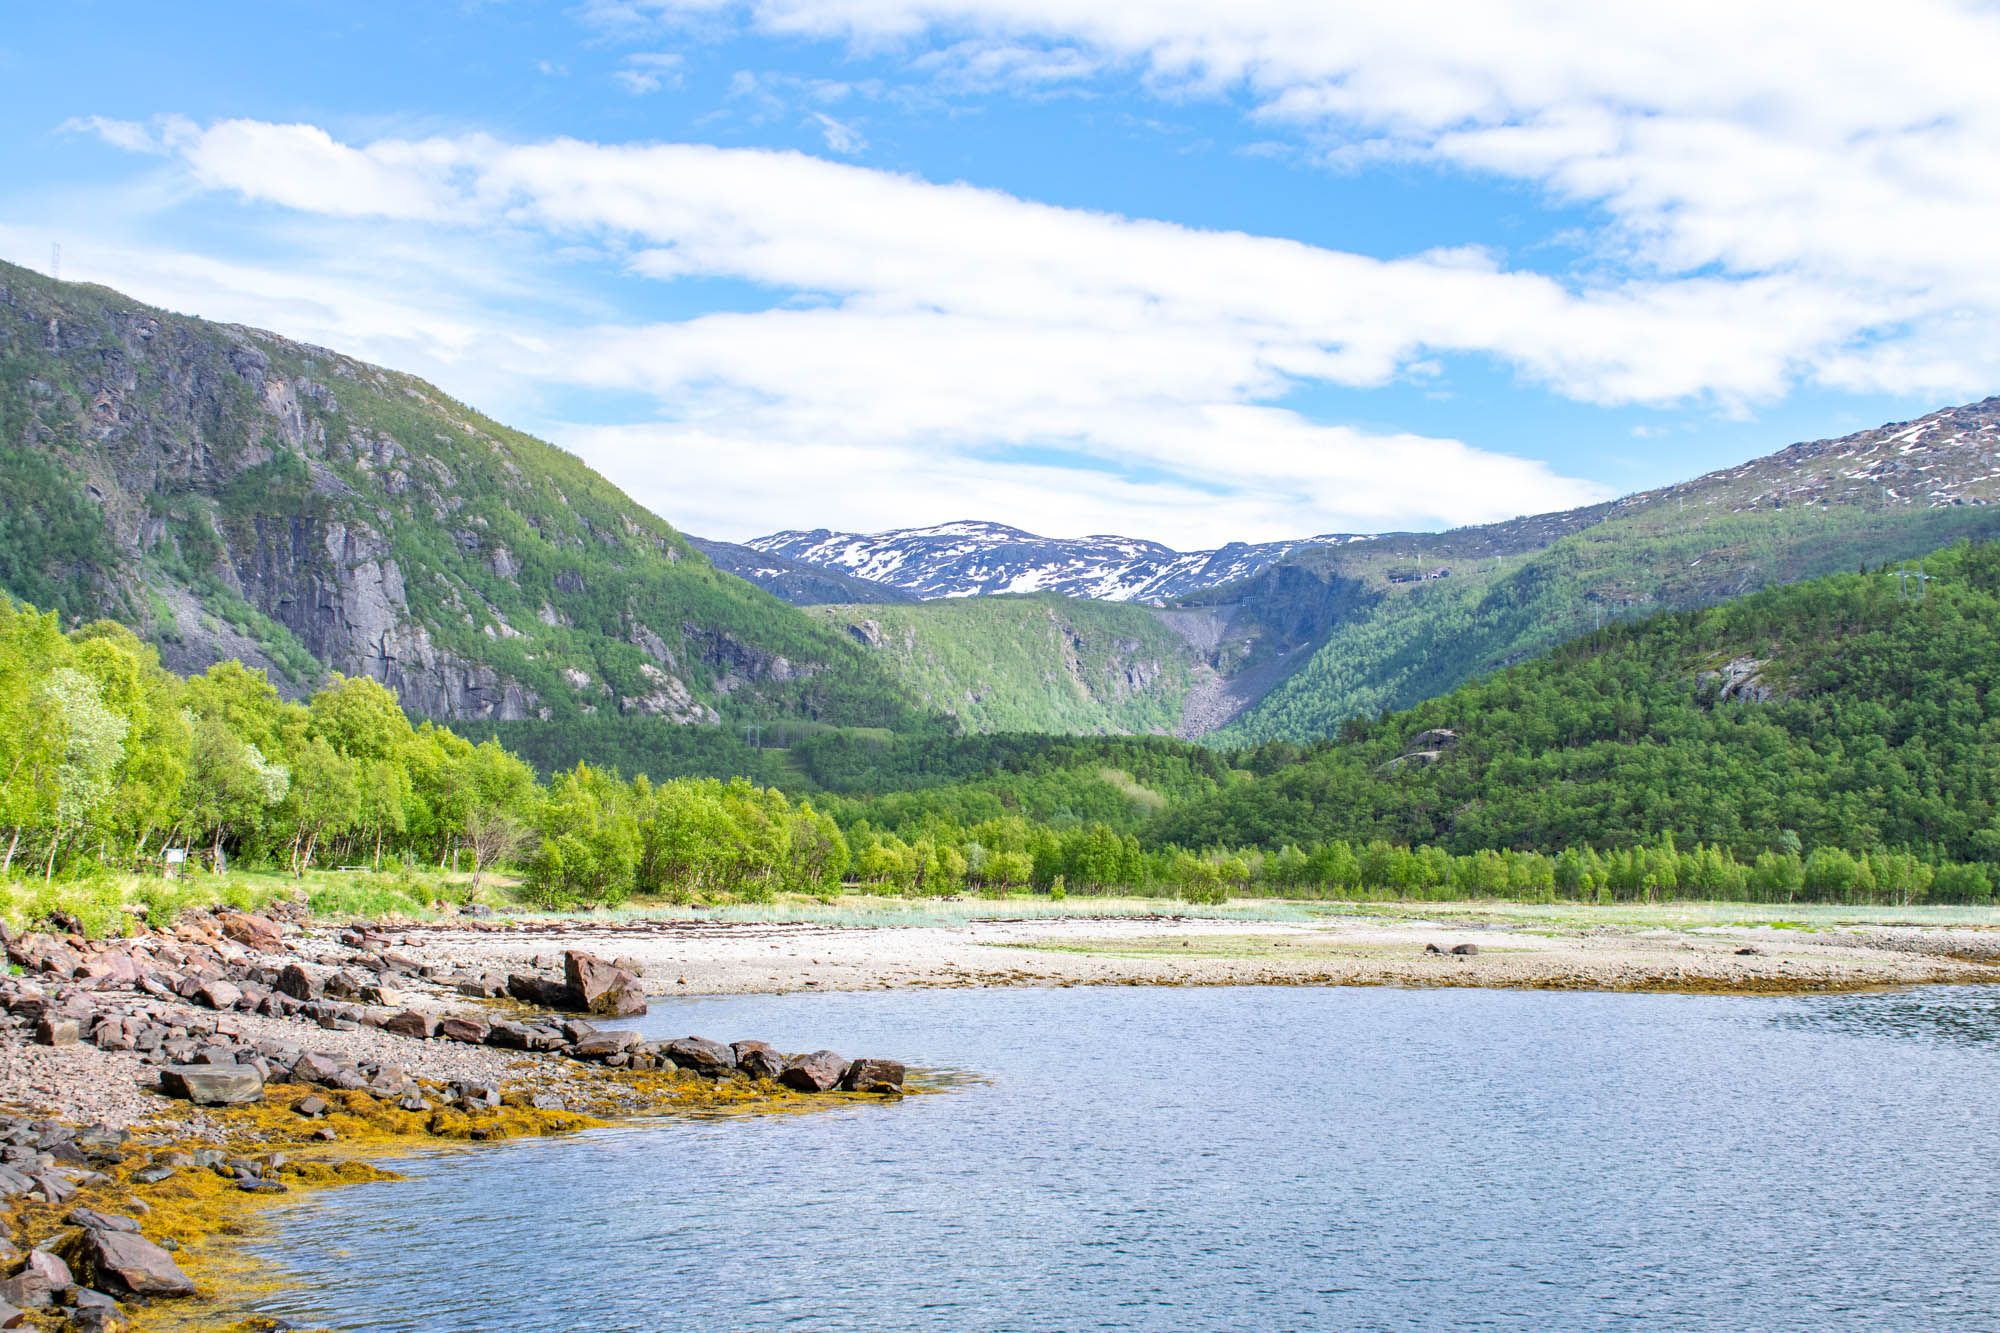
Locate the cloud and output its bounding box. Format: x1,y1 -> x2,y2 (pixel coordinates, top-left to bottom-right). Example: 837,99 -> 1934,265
576,2 -> 2000,402
613,51 -> 684,94
93,116 -> 1966,542
807,111 -> 865,153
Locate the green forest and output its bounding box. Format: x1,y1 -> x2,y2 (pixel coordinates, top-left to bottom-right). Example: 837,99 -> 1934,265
11,537 -> 2000,919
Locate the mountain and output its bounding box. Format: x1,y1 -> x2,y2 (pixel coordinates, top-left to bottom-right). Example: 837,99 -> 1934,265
0,260 -> 931,733
1211,398 -> 2000,744
745,520 -> 1354,602
759,401 -> 2000,744
686,535 -> 919,606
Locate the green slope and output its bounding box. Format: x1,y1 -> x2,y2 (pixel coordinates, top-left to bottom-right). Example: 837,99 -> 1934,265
1161,537 -> 2000,862
0,260 -> 932,733
805,594 -> 1202,734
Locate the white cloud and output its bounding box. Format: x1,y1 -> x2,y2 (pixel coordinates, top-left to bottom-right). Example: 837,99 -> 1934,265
582,1 -> 2000,402
807,111 -> 865,153
92,112 -> 1990,543
613,51 -> 684,94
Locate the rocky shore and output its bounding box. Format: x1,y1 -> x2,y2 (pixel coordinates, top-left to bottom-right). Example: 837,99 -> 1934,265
0,902 -> 911,1331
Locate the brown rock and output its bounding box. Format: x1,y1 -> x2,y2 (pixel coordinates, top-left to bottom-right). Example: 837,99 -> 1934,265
194,980 -> 242,1010
0,1274 -> 48,1311
24,1249 -> 71,1296
35,1016 -> 79,1046
778,1050 -> 849,1093
732,1041 -> 785,1079
275,964 -> 318,1000
840,1058 -> 906,1093
436,1015 -> 490,1044
563,952 -> 647,1017
221,913 -> 283,952
0,1299 -> 23,1328
1449,943 -> 1479,956
666,1037 -> 736,1074
505,974 -> 578,1009
159,1065 -> 263,1106
79,1230 -> 194,1298
381,1011 -> 438,1040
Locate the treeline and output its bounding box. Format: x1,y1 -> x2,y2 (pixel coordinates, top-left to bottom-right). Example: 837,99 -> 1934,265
16,537 -> 2000,912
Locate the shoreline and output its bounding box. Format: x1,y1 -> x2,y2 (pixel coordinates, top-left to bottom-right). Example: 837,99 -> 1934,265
2,898 -> 1996,1329
387,908 -> 2000,999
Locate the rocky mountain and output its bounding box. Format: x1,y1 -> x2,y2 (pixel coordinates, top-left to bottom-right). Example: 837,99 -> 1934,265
745,521 -> 1359,602
0,261 -> 929,731
686,535 -> 919,606
1209,398 -> 2000,743
790,399 -> 2000,742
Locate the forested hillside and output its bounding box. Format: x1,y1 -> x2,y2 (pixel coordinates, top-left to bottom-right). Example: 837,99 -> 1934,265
0,261 -> 930,733
13,538 -> 2000,909
822,539 -> 2000,901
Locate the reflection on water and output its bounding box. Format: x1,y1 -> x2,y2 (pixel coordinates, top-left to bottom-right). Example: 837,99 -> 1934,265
236,986 -> 2000,1333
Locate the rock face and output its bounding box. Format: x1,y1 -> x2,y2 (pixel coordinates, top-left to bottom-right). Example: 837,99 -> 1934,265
159,1064 -> 264,1106
78,1231 -> 195,1299
0,259 -> 921,733
563,952 -> 647,1017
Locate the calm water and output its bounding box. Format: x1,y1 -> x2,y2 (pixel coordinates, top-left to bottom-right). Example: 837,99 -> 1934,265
239,986 -> 2000,1331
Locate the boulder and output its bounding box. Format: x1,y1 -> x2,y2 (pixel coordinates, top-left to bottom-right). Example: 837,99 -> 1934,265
436,1016 -> 489,1045
159,1065 -> 263,1107
274,964 -> 317,1001
1449,943 -> 1479,957
66,1210 -> 139,1235
293,1096 -> 329,1119
840,1058 -> 906,1093
220,913 -> 283,953
381,1011 -> 439,1040
570,1030 -> 642,1061
0,1274 -> 48,1311
25,1249 -> 72,1296
35,1017 -> 79,1047
289,1052 -> 342,1085
194,981 -> 242,1011
778,1051 -> 849,1093
563,952 -> 648,1017
79,1230 -> 194,1298
505,974 -> 578,1010
732,1041 -> 785,1079
666,1037 -> 736,1075
0,1301 -> 22,1329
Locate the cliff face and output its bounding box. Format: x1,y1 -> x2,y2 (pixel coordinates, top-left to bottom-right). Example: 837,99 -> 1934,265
0,262 -> 923,730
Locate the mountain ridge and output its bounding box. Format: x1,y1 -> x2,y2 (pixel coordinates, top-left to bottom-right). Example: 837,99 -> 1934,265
0,260 -> 932,734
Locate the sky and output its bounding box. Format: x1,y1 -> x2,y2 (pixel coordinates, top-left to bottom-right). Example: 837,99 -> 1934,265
2,2 -> 1996,549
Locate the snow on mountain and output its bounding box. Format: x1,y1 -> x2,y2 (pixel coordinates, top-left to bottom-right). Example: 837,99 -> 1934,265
745,521 -> 1356,602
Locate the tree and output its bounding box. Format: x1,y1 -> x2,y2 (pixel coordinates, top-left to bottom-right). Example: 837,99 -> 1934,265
41,667 -> 129,881
464,805 -> 531,894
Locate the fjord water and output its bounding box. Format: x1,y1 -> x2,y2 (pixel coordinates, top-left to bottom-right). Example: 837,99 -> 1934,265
244,987 -> 2000,1331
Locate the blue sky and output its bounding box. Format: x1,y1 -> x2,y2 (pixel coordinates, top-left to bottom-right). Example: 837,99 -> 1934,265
2,1 -> 1993,547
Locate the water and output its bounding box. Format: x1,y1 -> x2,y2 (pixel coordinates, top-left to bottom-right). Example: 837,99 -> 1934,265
240,986 -> 2000,1331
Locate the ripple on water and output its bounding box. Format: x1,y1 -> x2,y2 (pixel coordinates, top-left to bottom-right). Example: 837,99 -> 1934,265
238,985 -> 2000,1332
